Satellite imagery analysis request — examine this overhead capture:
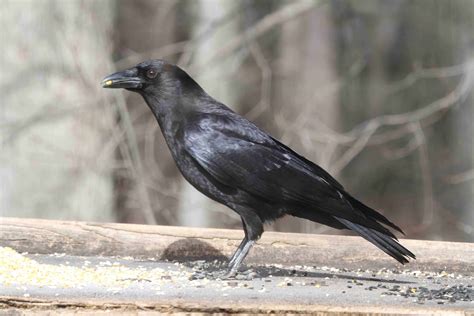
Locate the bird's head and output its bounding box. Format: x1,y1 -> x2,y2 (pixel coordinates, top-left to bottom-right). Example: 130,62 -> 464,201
101,59 -> 202,97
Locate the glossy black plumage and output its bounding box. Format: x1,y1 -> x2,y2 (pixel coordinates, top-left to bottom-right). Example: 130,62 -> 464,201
102,59 -> 415,275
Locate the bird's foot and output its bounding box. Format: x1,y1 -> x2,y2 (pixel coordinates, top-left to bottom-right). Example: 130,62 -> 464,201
189,266 -> 256,280
188,267 -> 237,280
214,268 -> 237,280
220,267 -> 259,280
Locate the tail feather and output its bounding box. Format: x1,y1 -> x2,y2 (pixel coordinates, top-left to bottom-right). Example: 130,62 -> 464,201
342,193 -> 405,235
336,217 -> 415,264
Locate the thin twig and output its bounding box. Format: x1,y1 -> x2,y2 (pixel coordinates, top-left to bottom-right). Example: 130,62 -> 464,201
112,91 -> 157,225
413,122 -> 434,228
245,41 -> 272,120
330,122 -> 377,174
189,0 -> 320,73
447,169 -> 474,184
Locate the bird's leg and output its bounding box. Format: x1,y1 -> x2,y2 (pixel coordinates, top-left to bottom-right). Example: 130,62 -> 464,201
224,208 -> 263,278
228,218 -> 248,267
225,239 -> 256,278
228,236 -> 248,268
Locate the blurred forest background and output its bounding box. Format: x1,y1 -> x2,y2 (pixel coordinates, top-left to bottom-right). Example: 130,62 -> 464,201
1,0 -> 473,242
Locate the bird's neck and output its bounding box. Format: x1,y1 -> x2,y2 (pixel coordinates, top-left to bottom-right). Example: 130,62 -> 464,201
142,91 -> 202,148
145,87 -> 193,115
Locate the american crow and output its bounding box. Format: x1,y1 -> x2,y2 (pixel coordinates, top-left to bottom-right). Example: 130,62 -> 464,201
102,60 -> 415,276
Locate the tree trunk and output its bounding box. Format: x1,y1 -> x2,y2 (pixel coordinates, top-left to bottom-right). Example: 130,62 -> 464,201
114,0 -> 179,225
0,0 -> 116,221
178,0 -> 241,228
272,5 -> 340,233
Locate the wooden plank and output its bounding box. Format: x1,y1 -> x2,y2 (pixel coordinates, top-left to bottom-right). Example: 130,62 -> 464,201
1,217 -> 473,273
1,296 -> 473,315
1,217 -> 473,315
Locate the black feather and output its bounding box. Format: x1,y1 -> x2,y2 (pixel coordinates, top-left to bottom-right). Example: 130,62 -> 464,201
102,59 -> 416,273
336,217 -> 415,264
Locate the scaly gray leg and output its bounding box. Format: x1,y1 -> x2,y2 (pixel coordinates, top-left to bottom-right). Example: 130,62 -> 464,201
228,236 -> 248,268
225,239 -> 256,278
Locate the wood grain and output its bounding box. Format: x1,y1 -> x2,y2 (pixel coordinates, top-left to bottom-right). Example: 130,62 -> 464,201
1,217 -> 473,273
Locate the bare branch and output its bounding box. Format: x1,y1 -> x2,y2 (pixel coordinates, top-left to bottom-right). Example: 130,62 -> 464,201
447,169 -> 474,184
112,92 -> 157,225
414,122 -> 434,228
189,0 -> 320,73
311,61 -> 473,152
244,41 -> 272,120
383,61 -> 471,96
330,122 -> 377,174
177,3 -> 244,67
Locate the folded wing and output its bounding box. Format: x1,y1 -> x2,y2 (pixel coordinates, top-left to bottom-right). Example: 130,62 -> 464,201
183,112 -> 402,237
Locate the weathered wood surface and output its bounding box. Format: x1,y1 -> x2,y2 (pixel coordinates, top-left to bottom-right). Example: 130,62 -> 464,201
2,297 -> 473,315
1,217 -> 473,273
1,217 -> 473,315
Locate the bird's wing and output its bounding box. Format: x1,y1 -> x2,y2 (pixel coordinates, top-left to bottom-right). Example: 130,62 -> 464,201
184,113 -> 329,201
183,113 -> 386,227
183,111 -> 404,236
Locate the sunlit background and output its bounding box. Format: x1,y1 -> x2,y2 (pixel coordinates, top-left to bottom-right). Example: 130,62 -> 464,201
1,0 -> 473,242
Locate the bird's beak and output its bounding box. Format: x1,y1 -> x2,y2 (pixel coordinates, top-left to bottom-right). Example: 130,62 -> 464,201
101,68 -> 142,89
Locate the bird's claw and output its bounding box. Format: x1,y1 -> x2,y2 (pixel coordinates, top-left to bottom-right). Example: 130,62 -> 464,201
218,268 -> 238,280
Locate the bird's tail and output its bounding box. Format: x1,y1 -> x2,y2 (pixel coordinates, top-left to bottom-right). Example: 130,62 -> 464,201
336,217 -> 416,264
291,191 -> 416,264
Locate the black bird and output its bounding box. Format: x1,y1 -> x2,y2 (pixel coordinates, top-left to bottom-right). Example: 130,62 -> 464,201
102,59 -> 415,276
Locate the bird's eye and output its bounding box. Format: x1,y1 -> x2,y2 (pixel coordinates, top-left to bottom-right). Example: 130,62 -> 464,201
146,68 -> 158,79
